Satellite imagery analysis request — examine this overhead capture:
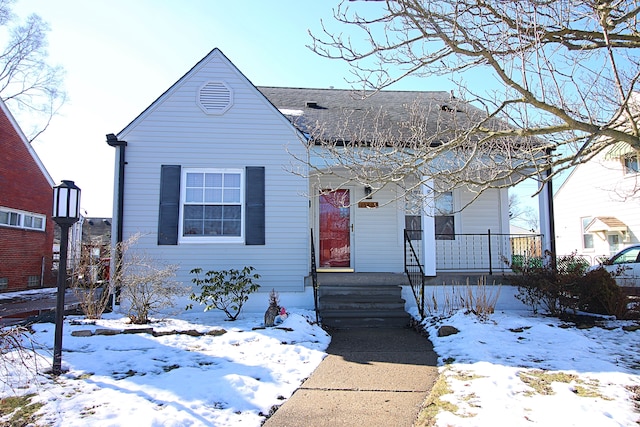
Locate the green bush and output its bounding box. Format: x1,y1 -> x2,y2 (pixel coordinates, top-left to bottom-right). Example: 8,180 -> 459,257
188,266 -> 261,321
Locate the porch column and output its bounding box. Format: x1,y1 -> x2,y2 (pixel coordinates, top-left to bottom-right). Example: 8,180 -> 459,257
422,178 -> 436,276
538,178 -> 556,265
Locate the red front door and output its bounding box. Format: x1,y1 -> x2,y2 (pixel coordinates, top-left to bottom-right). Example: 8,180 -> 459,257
319,189 -> 351,268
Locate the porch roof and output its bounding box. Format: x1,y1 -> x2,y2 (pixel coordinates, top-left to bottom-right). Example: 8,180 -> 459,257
586,216 -> 628,233
604,141 -> 636,160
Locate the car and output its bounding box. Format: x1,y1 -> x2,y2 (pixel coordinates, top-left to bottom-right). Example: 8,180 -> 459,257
594,244 -> 640,288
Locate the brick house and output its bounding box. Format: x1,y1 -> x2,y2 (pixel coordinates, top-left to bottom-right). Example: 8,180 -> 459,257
0,98 -> 56,292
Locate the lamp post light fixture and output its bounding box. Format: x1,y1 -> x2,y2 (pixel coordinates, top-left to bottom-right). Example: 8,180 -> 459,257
51,180 -> 81,376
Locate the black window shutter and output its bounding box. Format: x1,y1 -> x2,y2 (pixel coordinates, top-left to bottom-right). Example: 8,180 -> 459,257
245,166 -> 265,245
158,165 -> 181,245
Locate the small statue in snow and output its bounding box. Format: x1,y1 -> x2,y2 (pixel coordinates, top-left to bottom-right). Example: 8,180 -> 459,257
264,289 -> 280,327
274,307 -> 288,325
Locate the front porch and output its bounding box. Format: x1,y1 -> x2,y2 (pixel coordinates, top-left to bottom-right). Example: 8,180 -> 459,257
306,229 -> 542,326
307,271 -> 515,327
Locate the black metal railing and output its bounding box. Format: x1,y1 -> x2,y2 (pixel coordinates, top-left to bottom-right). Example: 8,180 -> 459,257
310,228 -> 319,323
433,230 -> 544,274
404,229 -> 426,319
405,229 -> 545,273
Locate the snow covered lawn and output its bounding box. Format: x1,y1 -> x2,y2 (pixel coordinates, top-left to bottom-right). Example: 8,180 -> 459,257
1,310 -> 330,426
1,305 -> 639,426
419,310 -> 640,427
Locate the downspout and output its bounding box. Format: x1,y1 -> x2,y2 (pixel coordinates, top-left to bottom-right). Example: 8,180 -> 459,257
106,133 -> 126,305
545,161 -> 557,270
542,147 -> 557,270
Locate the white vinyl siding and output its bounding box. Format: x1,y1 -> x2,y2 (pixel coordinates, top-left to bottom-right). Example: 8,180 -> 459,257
353,185 -> 403,272
117,51 -> 309,292
555,151 -> 640,262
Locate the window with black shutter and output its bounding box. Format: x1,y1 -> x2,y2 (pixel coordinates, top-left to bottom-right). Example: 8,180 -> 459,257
158,165 -> 265,245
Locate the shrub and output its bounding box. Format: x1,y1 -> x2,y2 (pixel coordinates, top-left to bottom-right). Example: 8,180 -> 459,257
575,267 -> 628,318
70,249 -> 111,319
188,266 -> 261,321
509,252 -> 630,318
113,234 -> 189,324
121,262 -> 185,324
0,326 -> 43,396
509,253 -> 586,315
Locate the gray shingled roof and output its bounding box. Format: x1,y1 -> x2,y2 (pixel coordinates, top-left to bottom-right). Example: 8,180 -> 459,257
257,87 -> 475,144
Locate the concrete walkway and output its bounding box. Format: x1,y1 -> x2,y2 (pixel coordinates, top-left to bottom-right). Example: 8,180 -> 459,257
263,327 -> 439,427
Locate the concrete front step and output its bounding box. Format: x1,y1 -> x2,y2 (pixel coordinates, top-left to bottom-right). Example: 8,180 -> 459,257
320,301 -> 405,313
318,282 -> 409,328
319,285 -> 405,296
320,298 -> 406,311
321,314 -> 410,328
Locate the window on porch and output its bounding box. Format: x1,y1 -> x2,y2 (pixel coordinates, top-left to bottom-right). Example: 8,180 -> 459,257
435,191 -> 455,240
581,216 -> 594,250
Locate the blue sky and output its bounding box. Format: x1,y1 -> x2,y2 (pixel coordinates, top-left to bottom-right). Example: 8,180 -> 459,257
12,0 -> 539,219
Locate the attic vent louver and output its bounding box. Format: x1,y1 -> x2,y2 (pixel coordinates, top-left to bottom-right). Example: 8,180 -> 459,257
198,81 -> 233,115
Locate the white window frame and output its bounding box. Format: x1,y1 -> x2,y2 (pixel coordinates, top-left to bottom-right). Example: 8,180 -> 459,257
623,153 -> 640,175
0,206 -> 46,231
178,168 -> 244,244
581,216 -> 594,251
434,191 -> 455,240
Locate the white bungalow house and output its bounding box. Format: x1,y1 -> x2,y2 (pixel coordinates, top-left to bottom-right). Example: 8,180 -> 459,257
554,141 -> 639,263
107,49 -> 547,324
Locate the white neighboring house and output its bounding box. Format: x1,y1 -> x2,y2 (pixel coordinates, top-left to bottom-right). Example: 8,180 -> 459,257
554,140 -> 639,264
107,48 -> 548,313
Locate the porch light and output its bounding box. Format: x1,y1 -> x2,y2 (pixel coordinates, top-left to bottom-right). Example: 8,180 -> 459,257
51,180 -> 81,376
364,186 -> 372,199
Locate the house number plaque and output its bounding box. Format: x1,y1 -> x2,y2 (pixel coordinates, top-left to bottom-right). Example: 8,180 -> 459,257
358,201 -> 379,208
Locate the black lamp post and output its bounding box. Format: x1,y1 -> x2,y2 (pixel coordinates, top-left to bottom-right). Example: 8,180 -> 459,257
52,180 -> 81,376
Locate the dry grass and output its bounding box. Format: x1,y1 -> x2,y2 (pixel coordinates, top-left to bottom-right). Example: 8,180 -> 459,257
424,277 -> 501,321
518,369 -> 606,399
0,394 -> 43,426
414,368 -> 458,427
414,367 -> 483,426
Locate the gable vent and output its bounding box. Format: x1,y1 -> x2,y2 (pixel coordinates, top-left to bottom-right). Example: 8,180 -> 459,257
197,81 -> 233,115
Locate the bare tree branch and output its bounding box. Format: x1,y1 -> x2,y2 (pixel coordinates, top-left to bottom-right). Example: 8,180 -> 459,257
0,1 -> 65,142
306,0 -> 640,195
